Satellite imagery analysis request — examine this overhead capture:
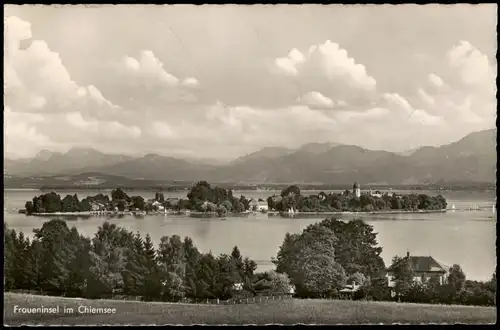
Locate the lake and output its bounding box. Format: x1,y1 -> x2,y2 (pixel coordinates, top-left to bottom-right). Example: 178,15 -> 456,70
3,189 -> 497,282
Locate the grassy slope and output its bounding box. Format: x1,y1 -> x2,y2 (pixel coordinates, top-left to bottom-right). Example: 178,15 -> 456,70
3,293 -> 496,325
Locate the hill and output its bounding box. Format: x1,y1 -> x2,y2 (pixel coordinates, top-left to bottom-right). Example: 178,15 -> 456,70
3,293 -> 496,325
2,172 -> 192,190
3,148 -> 134,177
4,129 -> 496,185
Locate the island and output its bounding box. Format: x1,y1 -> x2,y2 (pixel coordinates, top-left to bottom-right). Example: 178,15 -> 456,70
22,181 -> 447,217
23,181 -> 262,216
266,182 -> 447,214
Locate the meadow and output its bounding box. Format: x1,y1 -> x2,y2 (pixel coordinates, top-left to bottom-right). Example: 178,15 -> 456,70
4,293 -> 496,325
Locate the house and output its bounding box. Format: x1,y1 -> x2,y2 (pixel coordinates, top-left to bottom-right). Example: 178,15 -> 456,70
369,190 -> 383,198
386,252 -> 450,296
257,201 -> 268,212
249,198 -> 259,210
165,198 -> 179,209
339,280 -> 361,300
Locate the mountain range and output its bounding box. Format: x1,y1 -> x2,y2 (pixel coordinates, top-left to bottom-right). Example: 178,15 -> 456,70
4,129 -> 496,186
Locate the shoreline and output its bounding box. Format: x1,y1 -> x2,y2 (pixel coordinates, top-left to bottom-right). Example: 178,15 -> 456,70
25,209 -> 448,217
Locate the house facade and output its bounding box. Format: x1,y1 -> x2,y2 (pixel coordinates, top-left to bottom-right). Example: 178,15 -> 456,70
257,201 -> 268,212
386,253 -> 450,293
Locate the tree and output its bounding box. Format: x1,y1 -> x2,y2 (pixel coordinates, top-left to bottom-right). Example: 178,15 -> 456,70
130,196 -> 146,211
142,234 -> 162,300
155,192 -> 165,203
111,188 -> 129,202
292,242 -> 347,297
274,223 -> 347,298
117,200 -> 126,212
25,201 -> 34,215
281,185 -> 301,198
32,219 -> 77,294
267,270 -> 293,295
447,264 -> 466,299
161,272 -> 185,301
222,200 -> 233,213
389,256 -> 415,300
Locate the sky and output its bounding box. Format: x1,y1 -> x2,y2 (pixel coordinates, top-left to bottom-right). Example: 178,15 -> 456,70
4,4 -> 497,160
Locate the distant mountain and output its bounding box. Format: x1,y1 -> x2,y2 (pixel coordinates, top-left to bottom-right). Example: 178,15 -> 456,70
4,147 -> 135,177
296,142 -> 342,155
3,172 -> 190,190
231,147 -> 294,165
4,129 -> 496,186
79,153 -> 214,181
207,130 -> 496,185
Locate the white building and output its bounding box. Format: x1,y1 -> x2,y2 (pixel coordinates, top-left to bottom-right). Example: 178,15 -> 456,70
353,182 -> 361,198
257,201 -> 268,212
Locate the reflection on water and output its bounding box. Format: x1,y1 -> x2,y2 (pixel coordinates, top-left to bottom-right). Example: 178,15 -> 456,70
3,189 -> 496,282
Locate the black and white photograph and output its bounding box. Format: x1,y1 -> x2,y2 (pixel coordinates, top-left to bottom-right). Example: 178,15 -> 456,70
3,4 -> 497,325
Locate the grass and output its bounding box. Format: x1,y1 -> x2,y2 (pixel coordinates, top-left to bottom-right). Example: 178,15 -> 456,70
3,292 -> 496,325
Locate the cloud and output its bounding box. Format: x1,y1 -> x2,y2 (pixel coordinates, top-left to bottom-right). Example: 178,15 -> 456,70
274,41 -> 377,92
181,77 -> 200,88
297,91 -> 335,108
271,40 -> 378,111
428,73 -> 444,88
65,112 -> 141,139
413,41 -> 496,134
4,16 -> 144,155
112,50 -> 203,108
383,93 -> 442,126
274,48 -> 306,76
123,50 -> 179,85
447,40 -> 495,88
4,16 -> 121,118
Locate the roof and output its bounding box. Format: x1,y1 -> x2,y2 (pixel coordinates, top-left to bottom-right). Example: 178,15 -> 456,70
408,256 -> 449,273
353,182 -> 360,189
257,201 -> 268,206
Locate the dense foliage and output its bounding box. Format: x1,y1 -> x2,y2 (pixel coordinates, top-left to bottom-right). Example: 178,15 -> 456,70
267,186 -> 447,212
4,221 -> 291,302
273,218 -> 387,299
24,183 -> 256,215
186,181 -> 249,214
24,189 -> 147,215
388,256 -> 495,306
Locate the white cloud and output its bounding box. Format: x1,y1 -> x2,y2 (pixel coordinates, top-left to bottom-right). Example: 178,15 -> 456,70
274,48 -> 306,76
4,16 -> 120,116
275,41 -> 377,92
428,73 -> 444,88
417,88 -> 435,106
65,111 -> 141,139
383,93 -> 443,126
447,40 -> 495,88
182,77 -> 200,88
297,91 -> 335,108
123,50 -> 179,85
4,16 -> 142,156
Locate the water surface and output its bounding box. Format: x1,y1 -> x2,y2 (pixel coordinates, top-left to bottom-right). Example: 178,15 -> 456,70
4,189 -> 496,281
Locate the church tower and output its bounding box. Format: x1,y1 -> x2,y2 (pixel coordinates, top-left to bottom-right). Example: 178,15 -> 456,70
353,182 -> 361,198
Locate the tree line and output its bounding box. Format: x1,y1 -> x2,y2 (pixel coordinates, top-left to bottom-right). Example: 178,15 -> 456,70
4,216 -> 495,307
4,220 -> 293,301
23,190 -> 149,215
267,185 -> 447,212
23,182 -> 260,215
273,217 -> 495,306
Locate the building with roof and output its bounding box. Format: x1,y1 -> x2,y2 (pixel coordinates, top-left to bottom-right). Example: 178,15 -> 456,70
386,252 -> 450,294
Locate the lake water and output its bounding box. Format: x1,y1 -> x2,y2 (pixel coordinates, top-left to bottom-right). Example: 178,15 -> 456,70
3,189 -> 497,282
